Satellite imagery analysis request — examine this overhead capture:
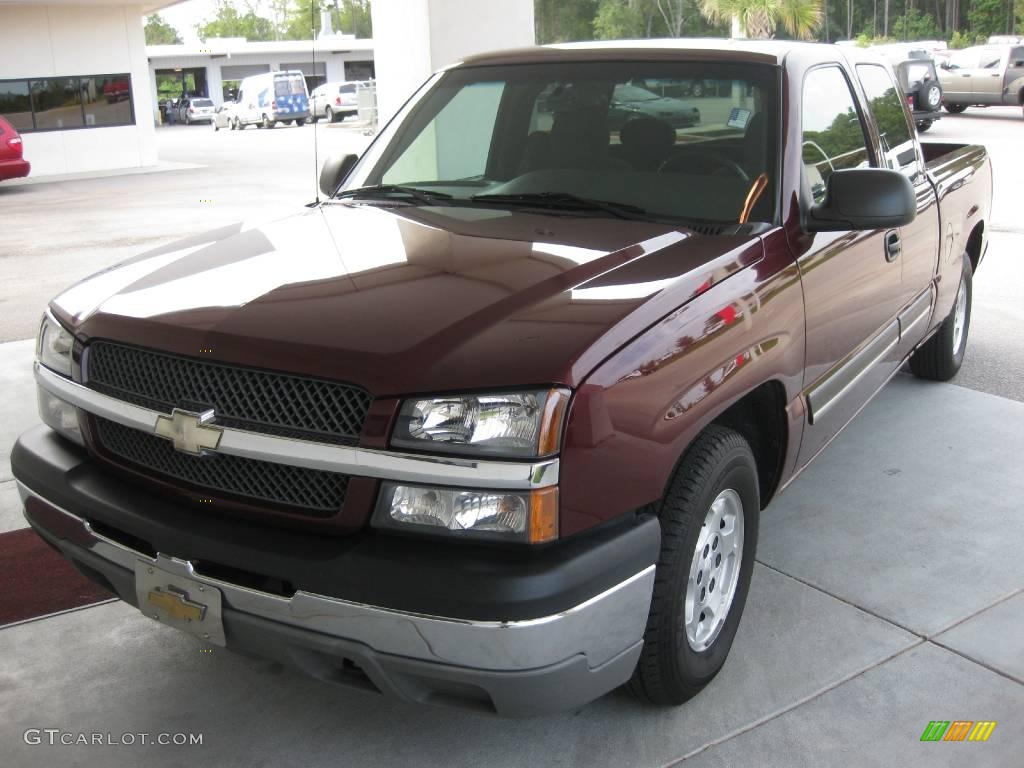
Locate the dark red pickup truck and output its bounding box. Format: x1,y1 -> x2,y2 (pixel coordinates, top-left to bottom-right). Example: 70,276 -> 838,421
13,40 -> 991,716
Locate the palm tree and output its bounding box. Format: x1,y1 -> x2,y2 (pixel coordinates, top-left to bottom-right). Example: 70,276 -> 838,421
700,0 -> 821,40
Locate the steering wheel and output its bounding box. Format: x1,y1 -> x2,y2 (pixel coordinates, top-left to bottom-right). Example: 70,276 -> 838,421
659,148 -> 750,182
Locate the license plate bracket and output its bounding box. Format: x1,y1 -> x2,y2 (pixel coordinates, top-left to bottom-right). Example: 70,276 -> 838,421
134,561 -> 226,646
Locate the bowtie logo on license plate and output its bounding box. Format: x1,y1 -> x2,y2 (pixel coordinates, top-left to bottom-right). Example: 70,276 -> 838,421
153,409 -> 223,455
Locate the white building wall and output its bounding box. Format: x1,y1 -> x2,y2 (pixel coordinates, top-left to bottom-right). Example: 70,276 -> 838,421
0,3 -> 156,176
371,0 -> 534,123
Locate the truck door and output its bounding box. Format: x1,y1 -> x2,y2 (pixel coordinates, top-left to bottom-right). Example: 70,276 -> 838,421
856,63 -> 940,313
941,49 -> 980,100
972,48 -> 1006,104
793,65 -> 906,464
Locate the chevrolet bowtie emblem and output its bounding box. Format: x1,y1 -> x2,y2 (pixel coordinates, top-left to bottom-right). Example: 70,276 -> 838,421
153,409 -> 223,455
147,587 -> 206,622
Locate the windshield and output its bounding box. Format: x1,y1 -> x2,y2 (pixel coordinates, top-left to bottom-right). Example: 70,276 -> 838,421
345,61 -> 778,225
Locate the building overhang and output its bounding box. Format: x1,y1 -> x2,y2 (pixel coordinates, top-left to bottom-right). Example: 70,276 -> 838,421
0,0 -> 187,14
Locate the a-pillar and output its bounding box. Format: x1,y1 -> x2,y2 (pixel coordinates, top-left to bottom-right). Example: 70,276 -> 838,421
369,0 -> 535,124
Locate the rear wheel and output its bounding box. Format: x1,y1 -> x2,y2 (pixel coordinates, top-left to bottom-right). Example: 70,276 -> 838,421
916,120 -> 933,133
910,254 -> 973,381
325,106 -> 335,123
262,114 -> 275,129
944,103 -> 967,114
628,425 -> 759,705
296,118 -> 306,126
918,83 -> 942,111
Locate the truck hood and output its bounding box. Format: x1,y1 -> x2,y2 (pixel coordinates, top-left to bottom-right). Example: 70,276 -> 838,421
54,203 -> 763,395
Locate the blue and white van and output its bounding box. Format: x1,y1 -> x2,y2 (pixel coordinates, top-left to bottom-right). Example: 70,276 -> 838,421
234,70 -> 310,129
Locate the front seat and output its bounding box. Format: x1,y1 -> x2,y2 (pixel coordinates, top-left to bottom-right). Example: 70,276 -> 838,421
619,117 -> 676,171
743,111 -> 768,178
549,108 -> 627,171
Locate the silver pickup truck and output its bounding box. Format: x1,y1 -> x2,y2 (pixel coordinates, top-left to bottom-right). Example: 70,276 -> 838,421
939,43 -> 1024,116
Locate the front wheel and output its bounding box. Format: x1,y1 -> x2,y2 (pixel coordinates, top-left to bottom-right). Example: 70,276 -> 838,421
628,425 -> 759,705
944,103 -> 967,114
295,118 -> 306,126
910,254 -> 973,381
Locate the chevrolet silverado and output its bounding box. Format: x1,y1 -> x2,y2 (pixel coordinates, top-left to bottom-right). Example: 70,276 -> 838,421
12,40 -> 992,716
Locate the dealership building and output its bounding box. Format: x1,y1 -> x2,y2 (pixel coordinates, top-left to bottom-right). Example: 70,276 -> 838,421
0,0 -> 525,178
0,0 -> 175,176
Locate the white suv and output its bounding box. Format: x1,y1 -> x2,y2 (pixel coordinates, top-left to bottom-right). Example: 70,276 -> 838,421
310,81 -> 361,123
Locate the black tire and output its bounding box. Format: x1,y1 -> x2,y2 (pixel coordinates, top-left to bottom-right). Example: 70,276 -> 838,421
325,106 -> 335,123
916,120 -> 933,133
944,103 -> 967,114
628,425 -> 759,705
283,119 -> 294,125
917,83 -> 942,111
910,254 -> 973,382
262,114 -> 275,129
296,118 -> 306,126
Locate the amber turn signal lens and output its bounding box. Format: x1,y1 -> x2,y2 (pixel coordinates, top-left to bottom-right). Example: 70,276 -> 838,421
537,388 -> 570,457
529,487 -> 559,544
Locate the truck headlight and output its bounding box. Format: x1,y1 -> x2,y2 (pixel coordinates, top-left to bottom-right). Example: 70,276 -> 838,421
391,389 -> 569,458
373,484 -> 558,543
35,311 -> 83,445
37,312 -> 74,377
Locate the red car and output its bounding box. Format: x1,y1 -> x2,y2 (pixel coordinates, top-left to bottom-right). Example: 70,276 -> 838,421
0,116 -> 30,181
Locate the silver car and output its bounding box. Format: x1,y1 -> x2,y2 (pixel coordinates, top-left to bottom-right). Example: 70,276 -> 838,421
179,97 -> 216,125
310,81 -> 361,123
211,102 -> 238,131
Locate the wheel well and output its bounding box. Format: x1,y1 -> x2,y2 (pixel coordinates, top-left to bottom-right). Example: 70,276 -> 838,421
965,221 -> 984,274
710,381 -> 788,508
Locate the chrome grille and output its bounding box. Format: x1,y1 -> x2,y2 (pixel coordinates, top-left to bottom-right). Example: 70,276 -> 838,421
85,341 -> 371,445
94,417 -> 348,515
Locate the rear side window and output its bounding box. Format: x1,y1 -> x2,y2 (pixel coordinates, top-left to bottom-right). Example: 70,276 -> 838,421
801,66 -> 871,203
856,64 -> 917,174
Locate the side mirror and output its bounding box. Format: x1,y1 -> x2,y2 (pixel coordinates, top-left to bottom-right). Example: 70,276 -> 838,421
319,154 -> 359,198
940,61 -> 952,69
808,169 -> 916,232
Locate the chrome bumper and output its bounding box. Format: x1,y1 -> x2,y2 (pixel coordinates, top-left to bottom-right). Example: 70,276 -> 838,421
18,481 -> 655,673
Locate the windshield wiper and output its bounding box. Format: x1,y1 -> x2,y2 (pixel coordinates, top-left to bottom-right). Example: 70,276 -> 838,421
469,192 -> 652,220
335,185 -> 454,205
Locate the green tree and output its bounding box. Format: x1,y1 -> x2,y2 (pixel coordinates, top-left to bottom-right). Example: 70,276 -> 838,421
196,1 -> 277,42
594,0 -> 646,38
700,0 -> 821,39
145,14 -> 182,44
889,6 -> 939,40
536,0 -> 600,42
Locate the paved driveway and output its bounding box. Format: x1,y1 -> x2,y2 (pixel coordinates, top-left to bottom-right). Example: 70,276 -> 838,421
0,112 -> 1021,767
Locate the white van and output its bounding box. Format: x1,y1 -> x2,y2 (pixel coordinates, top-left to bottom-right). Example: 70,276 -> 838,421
233,70 -> 310,129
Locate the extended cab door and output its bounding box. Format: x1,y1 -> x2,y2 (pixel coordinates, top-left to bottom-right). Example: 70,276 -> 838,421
793,65 -> 906,464
856,63 -> 940,317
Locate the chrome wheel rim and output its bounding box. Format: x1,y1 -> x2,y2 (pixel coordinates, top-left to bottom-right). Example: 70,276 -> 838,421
684,488 -> 745,652
952,274 -> 967,356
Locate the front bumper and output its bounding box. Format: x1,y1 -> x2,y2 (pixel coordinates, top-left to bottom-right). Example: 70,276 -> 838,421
12,426 -> 659,716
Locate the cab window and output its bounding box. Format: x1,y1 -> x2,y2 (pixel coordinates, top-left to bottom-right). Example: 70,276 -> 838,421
801,66 -> 871,203
856,64 -> 918,174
